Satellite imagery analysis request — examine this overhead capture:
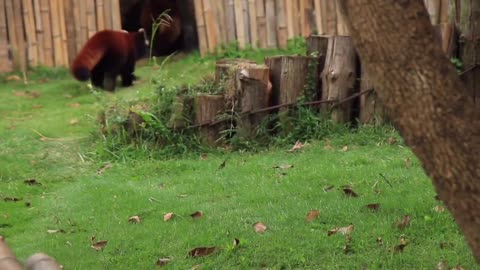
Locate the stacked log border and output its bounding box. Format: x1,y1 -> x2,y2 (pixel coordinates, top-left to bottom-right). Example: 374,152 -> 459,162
0,0 -> 122,73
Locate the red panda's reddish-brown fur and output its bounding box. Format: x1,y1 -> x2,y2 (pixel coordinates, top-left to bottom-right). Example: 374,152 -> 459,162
70,29 -> 148,91
139,0 -> 183,56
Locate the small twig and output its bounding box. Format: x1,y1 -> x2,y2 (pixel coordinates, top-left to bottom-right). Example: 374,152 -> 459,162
32,129 -> 87,142
379,173 -> 393,188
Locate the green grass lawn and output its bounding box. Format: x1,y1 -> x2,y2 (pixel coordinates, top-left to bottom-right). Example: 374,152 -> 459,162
0,50 -> 478,269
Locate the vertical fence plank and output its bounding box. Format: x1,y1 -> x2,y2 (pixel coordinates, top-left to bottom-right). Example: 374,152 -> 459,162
0,0 -> 12,72
203,0 -> 218,52
213,1 -> 226,45
285,0 -> 294,39
275,0 -> 287,48
22,0 -> 38,67
33,0 -> 45,65
265,0 -> 277,48
242,0 -> 251,45
87,0 -> 97,37
5,0 -> 19,69
57,0 -> 69,65
194,0 -> 208,55
325,0 -> 337,35
313,0 -> 323,34
51,0 -> 64,66
256,0 -> 267,48
336,0 -> 349,35
78,0 -> 87,48
248,0 -> 258,48
96,0 -> 106,30
40,0 -> 54,67
292,0 -> 300,36
234,0 -> 246,48
103,0 -> 112,29
111,0 -> 121,30
225,0 -> 237,43
64,0 -> 76,64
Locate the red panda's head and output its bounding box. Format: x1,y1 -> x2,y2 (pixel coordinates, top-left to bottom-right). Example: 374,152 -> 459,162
130,28 -> 150,59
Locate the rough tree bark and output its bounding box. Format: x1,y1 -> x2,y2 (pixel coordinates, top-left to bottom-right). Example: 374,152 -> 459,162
338,0 -> 480,262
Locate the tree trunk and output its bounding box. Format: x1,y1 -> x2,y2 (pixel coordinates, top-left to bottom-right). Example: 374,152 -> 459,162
459,0 -> 480,106
320,36 -> 357,123
338,0 -> 480,262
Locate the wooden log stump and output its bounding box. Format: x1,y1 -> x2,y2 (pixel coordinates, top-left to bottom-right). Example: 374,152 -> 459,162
215,58 -> 256,82
0,236 -> 23,270
321,36 -> 358,123
195,94 -> 225,146
359,69 -> 386,126
265,55 -> 320,110
306,35 -> 330,58
236,76 -> 269,139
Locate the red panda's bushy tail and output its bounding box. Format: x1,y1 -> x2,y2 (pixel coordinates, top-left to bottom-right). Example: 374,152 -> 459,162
70,42 -> 107,81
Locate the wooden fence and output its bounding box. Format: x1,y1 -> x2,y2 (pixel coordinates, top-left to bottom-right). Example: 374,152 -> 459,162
0,0 -> 122,73
194,0 -> 453,55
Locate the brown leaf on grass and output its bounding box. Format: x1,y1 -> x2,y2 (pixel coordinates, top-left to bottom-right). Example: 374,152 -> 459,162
4,75 -> 21,82
405,158 -> 411,169
96,163 -> 113,175
69,118 -> 79,125
343,243 -> 354,254
24,179 -> 42,186
156,257 -> 172,268
328,225 -> 354,236
387,137 -> 397,145
323,185 -> 335,192
164,212 -> 175,222
342,188 -> 359,197
64,94 -> 73,99
47,229 -> 66,234
340,146 -> 349,152
69,102 -> 81,108
273,164 -> 294,170
128,215 -> 141,224
253,222 -> 267,233
3,197 -> 21,202
188,247 -> 217,257
32,104 -> 43,109
289,140 -> 306,152
91,240 -> 108,251
323,145 -> 334,150
376,237 -> 383,246
393,237 -> 407,253
199,154 -> 208,160
395,215 -> 411,230
451,265 -> 465,270
190,211 -> 203,219
305,209 -> 320,222
13,90 -> 41,99
366,203 -> 380,211
433,205 -> 445,213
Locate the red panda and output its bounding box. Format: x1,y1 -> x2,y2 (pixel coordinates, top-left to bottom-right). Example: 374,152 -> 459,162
70,28 -> 149,91
139,0 -> 188,56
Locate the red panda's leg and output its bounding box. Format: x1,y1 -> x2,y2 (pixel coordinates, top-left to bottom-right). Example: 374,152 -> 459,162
120,57 -> 135,87
103,72 -> 116,91
90,71 -> 104,88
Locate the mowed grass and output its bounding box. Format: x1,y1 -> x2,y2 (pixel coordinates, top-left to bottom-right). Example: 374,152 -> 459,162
0,51 -> 478,269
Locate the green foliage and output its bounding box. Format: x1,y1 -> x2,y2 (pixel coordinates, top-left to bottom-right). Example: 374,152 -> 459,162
450,57 -> 463,73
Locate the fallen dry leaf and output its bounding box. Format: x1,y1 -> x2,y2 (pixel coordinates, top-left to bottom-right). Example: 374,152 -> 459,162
289,140 -> 306,152
13,90 -> 41,99
253,222 -> 267,233
376,237 -> 383,246
274,164 -> 294,170
190,211 -> 203,219
305,209 -> 320,222
340,146 -> 349,152
366,203 -> 380,211
96,163 -> 113,175
200,154 -> 208,160
393,237 -> 407,253
436,260 -> 448,270
3,197 -> 21,202
232,238 -> 240,249
128,215 -> 141,223
323,145 -> 334,150
405,158 -> 411,169
343,243 -> 354,254
69,118 -> 79,125
32,104 -> 43,109
451,265 -> 465,270
395,215 -> 411,230
24,179 -> 41,186
328,225 -> 354,236
323,185 -> 335,192
64,94 -> 73,99
433,205 -> 445,213
188,247 -> 217,257
387,137 -> 397,145
69,102 -> 81,108
164,212 -> 175,222
342,187 -> 359,197
91,240 -> 108,251
156,257 -> 172,268
47,229 -> 65,234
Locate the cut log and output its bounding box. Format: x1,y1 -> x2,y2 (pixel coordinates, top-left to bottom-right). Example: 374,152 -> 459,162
195,94 -> 225,146
236,77 -> 269,139
215,58 -> 256,82
168,95 -> 194,130
321,36 -> 357,123
359,68 -> 386,126
265,55 -> 320,109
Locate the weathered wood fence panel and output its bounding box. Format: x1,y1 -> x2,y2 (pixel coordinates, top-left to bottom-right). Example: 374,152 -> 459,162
0,0 -> 122,73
